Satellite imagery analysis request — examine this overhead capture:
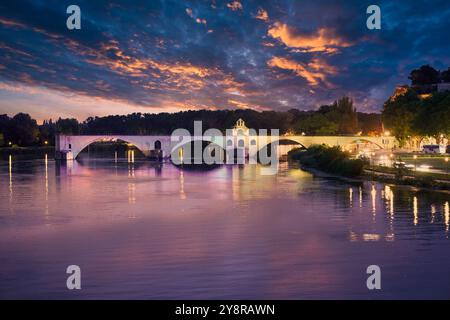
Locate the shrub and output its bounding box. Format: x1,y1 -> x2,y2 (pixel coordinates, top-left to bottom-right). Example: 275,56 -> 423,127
288,144 -> 365,177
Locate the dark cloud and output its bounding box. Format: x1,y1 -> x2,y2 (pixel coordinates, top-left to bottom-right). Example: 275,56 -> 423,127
1,0 -> 449,119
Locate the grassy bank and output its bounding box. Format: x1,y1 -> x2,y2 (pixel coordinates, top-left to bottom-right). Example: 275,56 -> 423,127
0,146 -> 55,160
288,145 -> 366,177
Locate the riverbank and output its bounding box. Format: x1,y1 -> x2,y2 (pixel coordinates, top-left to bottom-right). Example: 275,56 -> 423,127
288,146 -> 450,191
0,146 -> 55,160
364,165 -> 450,190
287,145 -> 365,177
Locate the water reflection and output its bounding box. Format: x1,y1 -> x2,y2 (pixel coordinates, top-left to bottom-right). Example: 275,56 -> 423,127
371,184 -> 376,217
1,158 -> 450,299
8,155 -> 13,214
179,170 -> 186,200
413,196 -> 418,226
45,154 -> 49,219
445,201 -> 449,233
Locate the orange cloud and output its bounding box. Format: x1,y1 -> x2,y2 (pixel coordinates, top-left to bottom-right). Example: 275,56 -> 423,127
227,1 -> 243,11
268,22 -> 352,53
256,8 -> 269,21
0,18 -> 27,29
227,99 -> 271,111
267,56 -> 337,86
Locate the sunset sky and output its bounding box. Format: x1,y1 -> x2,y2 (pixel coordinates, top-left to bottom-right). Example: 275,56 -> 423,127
1,0 -> 449,122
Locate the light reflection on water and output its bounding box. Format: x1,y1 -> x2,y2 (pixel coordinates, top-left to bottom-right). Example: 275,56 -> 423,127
0,157 -> 449,299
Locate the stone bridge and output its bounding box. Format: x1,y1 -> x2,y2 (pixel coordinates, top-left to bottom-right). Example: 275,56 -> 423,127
55,130 -> 396,162
55,119 -> 397,160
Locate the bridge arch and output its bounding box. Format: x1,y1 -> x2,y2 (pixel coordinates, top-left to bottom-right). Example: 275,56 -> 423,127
255,138 -> 307,160
343,138 -> 384,151
256,138 -> 307,151
170,137 -> 227,164
73,137 -> 147,159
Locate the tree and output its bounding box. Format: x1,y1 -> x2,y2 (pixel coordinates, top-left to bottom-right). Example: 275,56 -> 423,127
440,67 -> 450,83
357,113 -> 382,135
382,89 -> 421,147
0,114 -> 10,144
318,97 -> 359,134
414,91 -> 450,142
7,113 -> 39,146
408,65 -> 440,85
56,118 -> 80,135
294,113 -> 338,135
39,119 -> 55,145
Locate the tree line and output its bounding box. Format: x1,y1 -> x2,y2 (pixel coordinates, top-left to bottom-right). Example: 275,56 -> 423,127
408,65 -> 450,86
0,96 -> 382,147
382,64 -> 450,147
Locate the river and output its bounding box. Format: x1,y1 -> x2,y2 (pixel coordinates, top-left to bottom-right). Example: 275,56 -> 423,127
0,155 -> 449,299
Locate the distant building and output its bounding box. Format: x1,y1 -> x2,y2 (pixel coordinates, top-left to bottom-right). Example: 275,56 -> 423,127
437,82 -> 450,92
232,118 -> 249,136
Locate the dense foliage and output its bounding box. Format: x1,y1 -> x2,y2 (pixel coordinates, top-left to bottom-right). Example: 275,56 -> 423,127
288,145 -> 366,177
382,89 -> 450,147
381,64 -> 450,147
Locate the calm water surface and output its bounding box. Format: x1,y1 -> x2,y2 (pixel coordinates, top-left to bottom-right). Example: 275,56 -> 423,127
0,156 -> 449,299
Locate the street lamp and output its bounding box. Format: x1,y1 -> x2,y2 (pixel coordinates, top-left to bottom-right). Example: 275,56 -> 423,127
44,140 -> 48,145
8,141 -> 12,146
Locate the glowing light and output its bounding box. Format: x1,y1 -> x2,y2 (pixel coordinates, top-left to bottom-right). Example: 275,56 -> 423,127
444,202 -> 449,232
385,185 -> 394,218
127,150 -> 135,163
128,182 -> 136,206
349,187 -> 353,207
431,204 -> 436,223
384,131 -> 391,136
179,171 -> 186,200
413,196 -> 418,226
44,154 -> 49,218
9,154 -> 13,202
359,186 -> 362,208
371,185 -> 376,215
417,164 -> 432,172
362,233 -> 381,241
